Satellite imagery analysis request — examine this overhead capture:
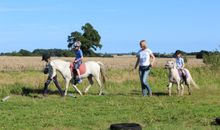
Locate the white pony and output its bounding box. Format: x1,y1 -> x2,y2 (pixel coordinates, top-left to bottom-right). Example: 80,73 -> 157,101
44,59 -> 106,96
165,60 -> 199,96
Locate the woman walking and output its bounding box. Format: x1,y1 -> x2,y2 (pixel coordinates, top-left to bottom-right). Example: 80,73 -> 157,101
134,40 -> 156,97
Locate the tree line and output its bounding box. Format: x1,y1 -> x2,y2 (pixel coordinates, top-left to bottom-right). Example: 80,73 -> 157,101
0,49 -> 74,57
0,49 -> 219,59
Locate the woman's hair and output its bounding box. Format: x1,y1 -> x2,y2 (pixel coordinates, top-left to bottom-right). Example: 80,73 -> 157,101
139,40 -> 147,49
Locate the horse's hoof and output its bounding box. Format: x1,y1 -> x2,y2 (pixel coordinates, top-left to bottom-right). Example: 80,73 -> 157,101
68,93 -> 77,98
82,91 -> 87,95
99,93 -> 105,96
216,117 -> 220,125
99,93 -> 104,96
110,123 -> 142,130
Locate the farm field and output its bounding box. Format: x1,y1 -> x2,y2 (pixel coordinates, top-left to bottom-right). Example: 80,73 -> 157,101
0,56 -> 220,130
0,56 -> 204,71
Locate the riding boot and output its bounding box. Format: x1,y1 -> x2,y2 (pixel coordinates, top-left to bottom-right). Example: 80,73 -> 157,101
71,76 -> 77,85
75,75 -> 82,83
76,75 -> 80,79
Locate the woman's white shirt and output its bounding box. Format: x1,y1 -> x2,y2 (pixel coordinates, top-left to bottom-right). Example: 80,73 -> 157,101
137,48 -> 153,66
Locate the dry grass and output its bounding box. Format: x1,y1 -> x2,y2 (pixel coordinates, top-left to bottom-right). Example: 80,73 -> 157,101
0,56 -> 205,71
0,56 -> 44,71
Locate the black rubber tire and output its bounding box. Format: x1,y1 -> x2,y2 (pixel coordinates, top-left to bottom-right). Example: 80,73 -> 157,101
110,123 -> 142,130
216,117 -> 220,125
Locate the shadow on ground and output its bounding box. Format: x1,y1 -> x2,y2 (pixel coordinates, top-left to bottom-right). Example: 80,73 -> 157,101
130,90 -> 168,97
153,92 -> 168,96
22,87 -> 63,98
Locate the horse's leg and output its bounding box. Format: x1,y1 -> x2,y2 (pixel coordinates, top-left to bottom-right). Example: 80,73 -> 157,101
177,82 -> 181,96
64,78 -> 70,96
72,84 -> 83,95
83,76 -> 94,94
95,76 -> 103,95
180,84 -> 184,96
168,82 -> 172,96
187,80 -> 192,95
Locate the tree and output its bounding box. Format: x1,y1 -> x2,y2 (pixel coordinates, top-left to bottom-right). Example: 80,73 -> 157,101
196,50 -> 210,59
67,23 -> 102,55
19,49 -> 31,56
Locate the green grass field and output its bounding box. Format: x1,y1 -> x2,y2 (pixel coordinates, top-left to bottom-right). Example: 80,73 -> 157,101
0,67 -> 220,130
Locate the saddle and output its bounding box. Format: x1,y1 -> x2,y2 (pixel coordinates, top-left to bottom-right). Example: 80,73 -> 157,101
70,63 -> 86,76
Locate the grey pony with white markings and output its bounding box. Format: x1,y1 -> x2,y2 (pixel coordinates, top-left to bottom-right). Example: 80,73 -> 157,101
165,60 -> 199,96
44,59 -> 106,96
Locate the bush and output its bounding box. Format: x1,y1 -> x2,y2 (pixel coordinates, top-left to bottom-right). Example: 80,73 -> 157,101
203,52 -> 220,69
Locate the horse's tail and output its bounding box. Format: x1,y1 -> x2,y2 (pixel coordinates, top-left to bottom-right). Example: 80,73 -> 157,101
185,68 -> 199,89
191,78 -> 199,89
97,62 -> 106,84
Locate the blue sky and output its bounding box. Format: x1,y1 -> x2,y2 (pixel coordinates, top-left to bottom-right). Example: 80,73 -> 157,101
0,0 -> 220,53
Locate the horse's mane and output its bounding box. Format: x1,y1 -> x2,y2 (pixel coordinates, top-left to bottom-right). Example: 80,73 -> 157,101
52,59 -> 70,63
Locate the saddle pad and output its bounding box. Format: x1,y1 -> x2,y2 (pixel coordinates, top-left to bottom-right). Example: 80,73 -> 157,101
70,63 -> 86,75
78,63 -> 86,75
178,69 -> 188,78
